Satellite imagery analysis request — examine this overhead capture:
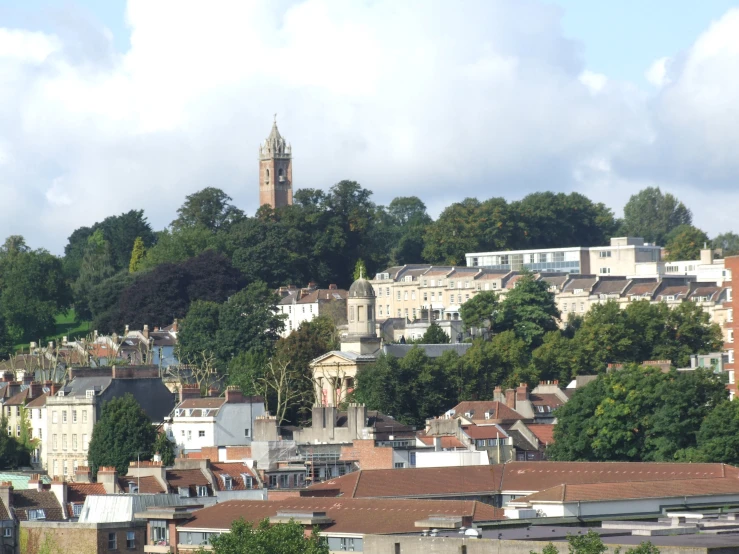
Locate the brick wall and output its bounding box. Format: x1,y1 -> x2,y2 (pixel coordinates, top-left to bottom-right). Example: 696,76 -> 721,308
345,440 -> 394,470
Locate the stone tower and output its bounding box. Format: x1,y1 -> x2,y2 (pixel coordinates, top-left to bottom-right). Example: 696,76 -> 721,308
341,274 -> 381,355
258,115 -> 293,209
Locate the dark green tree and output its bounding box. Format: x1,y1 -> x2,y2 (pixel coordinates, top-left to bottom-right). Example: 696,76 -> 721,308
138,226 -> 220,271
459,291 -> 499,332
73,229 -> 116,320
215,282 -> 285,362
0,246 -> 72,343
621,186 -> 692,245
0,415 -> 27,469
664,225 -> 710,261
128,237 -> 147,273
571,301 -> 637,373
205,517 -> 328,554
496,272 -> 559,348
693,400 -> 739,464
530,331 -> 577,384
565,529 -> 607,554
172,187 -> 244,232
153,432 -> 176,466
87,394 -> 158,477
177,301 -> 222,369
420,323 -> 450,344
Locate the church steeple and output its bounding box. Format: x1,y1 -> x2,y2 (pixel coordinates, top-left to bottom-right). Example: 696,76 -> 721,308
258,115 -> 293,209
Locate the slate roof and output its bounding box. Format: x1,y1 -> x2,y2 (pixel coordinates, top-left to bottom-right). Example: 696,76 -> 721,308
12,489 -> 66,521
423,267 -> 454,277
166,470 -> 212,496
562,276 -> 597,293
25,393 -> 48,408
530,394 -> 564,409
180,497 -> 505,534
590,277 -> 630,295
462,425 -> 508,440
517,477 -> 739,504
624,279 -> 659,297
688,286 -> 724,301
537,273 -> 570,289
174,398 -> 225,417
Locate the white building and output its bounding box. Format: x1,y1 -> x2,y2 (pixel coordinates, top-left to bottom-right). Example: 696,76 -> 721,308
165,386 -> 265,456
276,285 -> 347,337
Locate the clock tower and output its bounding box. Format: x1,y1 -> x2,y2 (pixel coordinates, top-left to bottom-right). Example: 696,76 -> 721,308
258,116 -> 293,209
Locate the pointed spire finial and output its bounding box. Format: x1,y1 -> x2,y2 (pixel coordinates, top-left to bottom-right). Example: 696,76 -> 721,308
359,267 -> 364,279
273,113 -> 277,124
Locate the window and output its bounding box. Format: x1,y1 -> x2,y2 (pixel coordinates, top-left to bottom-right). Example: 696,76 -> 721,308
449,280 -> 454,288
562,304 -> 568,313
730,330 -> 734,344
53,434 -> 58,450
15,406 -> 19,417
244,428 -> 250,437
404,291 -> 408,300
599,267 -> 611,274
3,528 -> 11,537
222,476 -> 233,490
52,411 -> 58,424
72,434 -> 77,450
62,434 -> 67,450
72,410 -> 77,423
411,291 -> 416,300
63,461 -> 67,475
62,411 -> 67,423
386,287 -> 390,296
197,485 -> 208,497
108,532 -> 117,550
599,251 -> 612,258
198,430 -> 205,437
127,531 -> 136,549
394,462 -> 405,468
73,503 -> 83,517
269,475 -> 278,488
86,390 -> 95,399
15,425 -> 19,437
396,290 -> 401,300
37,409 -> 41,419
280,474 -> 290,488
28,509 -> 46,520
492,282 -> 497,289
340,538 -> 356,551
580,302 -> 584,312
187,430 -> 192,440
82,410 -> 87,423
38,428 -> 42,439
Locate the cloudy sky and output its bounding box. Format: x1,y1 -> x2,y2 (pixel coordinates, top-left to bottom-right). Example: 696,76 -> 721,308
1,0 -> 739,253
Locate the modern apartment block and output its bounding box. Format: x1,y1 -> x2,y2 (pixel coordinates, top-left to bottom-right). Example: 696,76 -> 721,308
466,237 -> 662,275
723,256 -> 737,398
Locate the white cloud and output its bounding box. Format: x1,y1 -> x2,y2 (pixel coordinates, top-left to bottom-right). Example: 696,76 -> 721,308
0,0 -> 738,251
645,57 -> 670,88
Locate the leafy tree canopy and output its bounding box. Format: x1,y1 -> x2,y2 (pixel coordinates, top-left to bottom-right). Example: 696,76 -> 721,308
621,186 -> 692,245
713,231 -> 739,257
663,225 -> 710,261
205,518 -> 328,554
172,187 -> 244,232
460,291 -> 499,331
420,322 -> 450,344
88,394 -> 158,478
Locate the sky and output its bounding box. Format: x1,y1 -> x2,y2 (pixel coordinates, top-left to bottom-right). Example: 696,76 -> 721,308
1,0 -> 739,253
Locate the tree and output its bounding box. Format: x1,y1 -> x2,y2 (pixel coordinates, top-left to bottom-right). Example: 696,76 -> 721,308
0,313 -> 12,359
565,530 -> 607,554
693,400 -> 739,464
172,187 -> 244,232
497,272 -> 559,348
420,323 -> 450,344
153,432 -> 176,466
530,331 -> 578,384
571,301 -> 637,373
713,232 -> 739,257
138,226 -> 220,271
178,301 -> 222,370
256,358 -> 308,424
73,229 -> 116,320
459,291 -> 498,332
215,282 -> 285,361
88,394 -> 158,478
621,187 -> 692,245
0,415 -> 27,469
128,237 -> 147,273
353,259 -> 367,281
663,225 -> 709,261
206,517 -> 328,554
0,246 -> 72,343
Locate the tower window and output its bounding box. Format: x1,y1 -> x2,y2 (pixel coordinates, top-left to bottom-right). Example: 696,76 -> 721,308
265,168 -> 270,182
278,168 -> 284,182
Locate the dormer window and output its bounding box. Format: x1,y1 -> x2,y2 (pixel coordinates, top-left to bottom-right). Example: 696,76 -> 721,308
28,509 -> 46,520
220,475 -> 233,490
178,486 -> 190,497
85,390 -> 94,399
197,485 -> 208,497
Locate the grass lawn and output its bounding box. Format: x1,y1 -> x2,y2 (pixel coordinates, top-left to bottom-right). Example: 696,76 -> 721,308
13,310 -> 92,352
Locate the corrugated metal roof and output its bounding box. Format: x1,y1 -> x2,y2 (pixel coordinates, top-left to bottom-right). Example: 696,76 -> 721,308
79,494 -> 215,523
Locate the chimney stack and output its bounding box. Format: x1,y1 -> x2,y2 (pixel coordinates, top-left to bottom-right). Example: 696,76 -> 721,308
493,386 -> 503,403
505,389 -> 516,409
143,325 -> 149,339
96,467 -> 118,495
50,479 -> 68,519
1,372 -> 13,383
0,482 -> 12,513
28,474 -> 42,491
179,384 -> 201,403
225,386 -> 244,404
75,466 -> 91,483
516,383 -> 529,402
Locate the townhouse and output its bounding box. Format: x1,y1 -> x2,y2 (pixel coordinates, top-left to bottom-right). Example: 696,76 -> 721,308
276,284 -> 348,336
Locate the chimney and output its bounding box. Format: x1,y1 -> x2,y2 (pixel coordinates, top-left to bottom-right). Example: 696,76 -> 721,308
208,386 -> 220,398
21,372 -> 33,385
143,325 -> 149,339
1,372 -> 12,383
516,383 -> 529,402
434,437 -> 442,452
50,479 -> 68,518
700,247 -> 714,265
48,382 -> 60,396
505,389 -> 516,409
29,382 -> 43,399
179,384 -> 201,402
0,482 -> 12,513
75,466 -> 91,483
493,386 -> 503,403
28,474 -> 42,491
62,336 -> 68,345
124,325 -> 130,335
93,330 -> 98,340
48,341 -> 54,350
97,466 -> 118,494
225,386 -> 244,404
329,284 -> 337,290
172,319 -> 178,333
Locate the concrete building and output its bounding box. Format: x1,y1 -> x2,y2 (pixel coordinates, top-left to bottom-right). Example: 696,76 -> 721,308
258,116 -> 293,209
276,284 -> 347,337
724,256 -> 737,398
164,386 -> 264,457
44,366 -> 175,478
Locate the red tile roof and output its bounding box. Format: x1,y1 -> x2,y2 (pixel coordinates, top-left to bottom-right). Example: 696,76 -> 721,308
526,424 -> 556,445
67,483 -> 105,503
462,425 -> 508,440
517,477 -> 739,504
304,466 -> 504,499
210,462 -> 258,491
119,475 -> 166,494
417,435 -> 466,449
180,497 -> 505,534
450,401 -> 525,422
